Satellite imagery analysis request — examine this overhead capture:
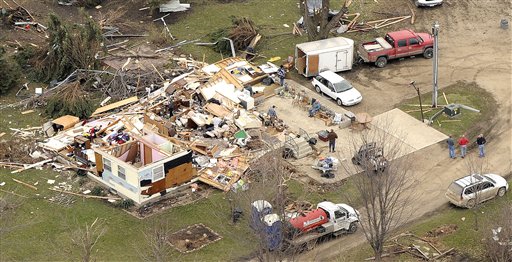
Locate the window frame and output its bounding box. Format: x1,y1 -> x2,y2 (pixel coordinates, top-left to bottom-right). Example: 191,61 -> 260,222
103,157 -> 112,172
118,165 -> 126,180
409,38 -> 419,46
152,166 -> 164,182
397,39 -> 407,47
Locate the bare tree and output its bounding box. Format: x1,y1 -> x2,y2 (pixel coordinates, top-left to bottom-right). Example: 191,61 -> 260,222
463,154 -> 490,231
344,124 -> 417,261
299,0 -> 352,41
483,202 -> 512,262
70,217 -> 107,262
206,145 -> 303,261
138,218 -> 173,262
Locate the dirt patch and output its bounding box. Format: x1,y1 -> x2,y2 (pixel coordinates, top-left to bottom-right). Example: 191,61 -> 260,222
425,224 -> 458,238
127,184 -> 212,219
168,223 -> 222,253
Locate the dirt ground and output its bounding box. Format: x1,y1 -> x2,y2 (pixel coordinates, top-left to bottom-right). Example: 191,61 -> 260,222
299,0 -> 512,260
1,0 -> 510,260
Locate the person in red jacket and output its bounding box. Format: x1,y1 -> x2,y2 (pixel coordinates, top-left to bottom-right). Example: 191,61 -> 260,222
458,134 -> 469,158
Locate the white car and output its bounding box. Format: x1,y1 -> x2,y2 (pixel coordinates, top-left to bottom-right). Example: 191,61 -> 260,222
415,0 -> 443,7
445,174 -> 509,208
312,70 -> 362,106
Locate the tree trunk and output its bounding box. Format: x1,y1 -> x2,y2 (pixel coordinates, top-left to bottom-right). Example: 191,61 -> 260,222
301,0 -> 352,41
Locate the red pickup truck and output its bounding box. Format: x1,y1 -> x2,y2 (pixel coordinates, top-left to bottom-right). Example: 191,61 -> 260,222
358,30 -> 434,68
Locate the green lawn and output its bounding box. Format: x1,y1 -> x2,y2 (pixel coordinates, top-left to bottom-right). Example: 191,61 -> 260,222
397,81 -> 496,139
0,168 -> 256,261
337,176 -> 512,261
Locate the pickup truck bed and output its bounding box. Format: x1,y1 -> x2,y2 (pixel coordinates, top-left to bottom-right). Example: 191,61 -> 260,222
358,30 -> 434,68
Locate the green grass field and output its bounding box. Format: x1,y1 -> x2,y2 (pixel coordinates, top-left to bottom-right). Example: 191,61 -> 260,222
398,81 -> 496,139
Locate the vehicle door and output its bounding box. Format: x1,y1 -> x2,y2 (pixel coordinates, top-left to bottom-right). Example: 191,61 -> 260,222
333,208 -> 350,232
395,39 -> 409,58
478,181 -> 496,201
407,37 -> 423,56
325,81 -> 338,99
463,185 -> 477,203
335,50 -> 349,71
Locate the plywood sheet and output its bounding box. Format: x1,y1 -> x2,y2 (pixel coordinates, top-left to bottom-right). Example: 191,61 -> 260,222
91,96 -> 138,116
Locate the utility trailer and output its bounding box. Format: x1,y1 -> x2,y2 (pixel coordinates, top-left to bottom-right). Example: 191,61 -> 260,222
295,37 -> 354,77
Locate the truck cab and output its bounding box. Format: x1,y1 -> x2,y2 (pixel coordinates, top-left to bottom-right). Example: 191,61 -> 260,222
358,29 -> 434,68
317,201 -> 359,235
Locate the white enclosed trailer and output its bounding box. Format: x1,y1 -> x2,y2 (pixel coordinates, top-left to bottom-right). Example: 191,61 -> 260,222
295,37 -> 354,77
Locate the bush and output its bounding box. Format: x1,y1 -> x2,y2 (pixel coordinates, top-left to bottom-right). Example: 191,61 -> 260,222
91,186 -> 105,196
0,48 -> 21,94
115,199 -> 135,209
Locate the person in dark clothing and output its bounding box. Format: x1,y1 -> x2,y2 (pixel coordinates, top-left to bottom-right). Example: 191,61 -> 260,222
446,135 -> 456,159
476,134 -> 486,157
327,129 -> 338,152
168,99 -> 175,117
277,65 -> 286,86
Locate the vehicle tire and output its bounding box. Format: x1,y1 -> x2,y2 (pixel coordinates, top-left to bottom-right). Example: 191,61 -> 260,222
497,187 -> 507,197
466,199 -> 476,208
337,98 -> 344,106
315,85 -> 321,93
423,47 -> 434,58
305,240 -> 317,251
375,57 -> 387,68
348,222 -> 358,234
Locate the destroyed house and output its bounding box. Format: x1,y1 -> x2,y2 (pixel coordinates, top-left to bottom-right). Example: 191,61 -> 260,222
91,131 -> 194,204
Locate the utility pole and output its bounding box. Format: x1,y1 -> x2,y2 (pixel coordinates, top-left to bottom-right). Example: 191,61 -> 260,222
410,81 -> 425,123
432,21 -> 440,108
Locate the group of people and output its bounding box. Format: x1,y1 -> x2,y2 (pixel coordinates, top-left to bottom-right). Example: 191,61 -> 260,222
446,134 -> 487,159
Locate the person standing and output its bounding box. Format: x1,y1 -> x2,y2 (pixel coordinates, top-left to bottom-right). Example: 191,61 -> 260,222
268,105 -> 277,124
446,135 -> 456,159
327,129 -> 338,153
458,134 -> 469,158
277,65 -> 286,86
476,134 -> 487,157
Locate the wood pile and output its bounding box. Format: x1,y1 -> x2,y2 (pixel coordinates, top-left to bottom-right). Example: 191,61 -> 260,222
335,13 -> 412,33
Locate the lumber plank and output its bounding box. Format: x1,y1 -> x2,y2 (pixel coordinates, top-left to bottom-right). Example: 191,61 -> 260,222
12,178 -> 38,190
49,188 -> 121,200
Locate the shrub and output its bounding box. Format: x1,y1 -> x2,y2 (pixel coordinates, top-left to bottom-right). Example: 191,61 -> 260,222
91,186 -> 105,196
0,48 -> 21,94
115,199 -> 135,209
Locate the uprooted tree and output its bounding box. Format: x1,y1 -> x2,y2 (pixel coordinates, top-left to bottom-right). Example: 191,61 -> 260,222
299,0 -> 352,41
35,13 -> 103,83
344,124 -> 417,261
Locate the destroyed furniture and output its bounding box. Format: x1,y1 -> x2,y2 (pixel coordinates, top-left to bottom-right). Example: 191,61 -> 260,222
92,131 -> 195,205
312,156 -> 339,178
351,142 -> 388,172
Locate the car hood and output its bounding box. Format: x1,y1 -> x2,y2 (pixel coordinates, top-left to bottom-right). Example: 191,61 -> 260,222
338,87 -> 362,102
418,33 -> 434,44
339,204 -> 359,217
484,174 -> 509,189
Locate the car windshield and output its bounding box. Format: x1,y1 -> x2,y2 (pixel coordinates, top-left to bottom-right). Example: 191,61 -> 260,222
448,182 -> 463,195
333,80 -> 353,92
483,175 -> 496,184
